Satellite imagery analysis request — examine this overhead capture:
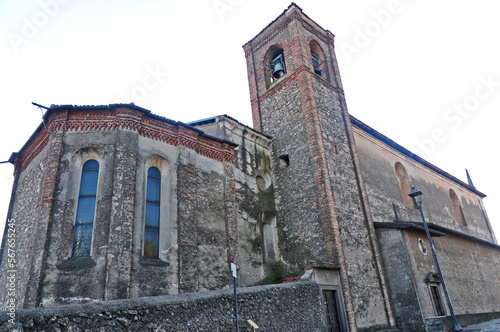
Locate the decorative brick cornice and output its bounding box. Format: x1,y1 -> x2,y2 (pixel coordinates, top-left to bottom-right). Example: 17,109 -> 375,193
114,108 -> 143,131
140,117 -> 179,146
244,5 -> 332,54
17,128 -> 50,173
15,106 -> 236,172
47,110 -> 69,132
65,111 -> 115,132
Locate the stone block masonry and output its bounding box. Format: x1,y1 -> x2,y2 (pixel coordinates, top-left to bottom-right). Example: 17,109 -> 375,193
0,281 -> 326,331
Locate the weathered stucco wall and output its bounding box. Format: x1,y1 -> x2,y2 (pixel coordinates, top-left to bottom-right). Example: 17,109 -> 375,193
405,231 -> 500,318
0,282 -> 326,332
375,228 -> 426,331
353,124 -> 500,323
193,117 -> 280,287
40,131 -> 117,307
177,146 -> 231,293
0,105 -> 238,309
130,136 -> 179,298
353,126 -> 493,240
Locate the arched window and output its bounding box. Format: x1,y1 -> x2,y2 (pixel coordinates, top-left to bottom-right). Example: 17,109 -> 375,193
310,40 -> 329,81
144,167 -> 161,258
264,45 -> 286,88
395,162 -> 414,208
449,189 -> 467,226
72,159 -> 99,257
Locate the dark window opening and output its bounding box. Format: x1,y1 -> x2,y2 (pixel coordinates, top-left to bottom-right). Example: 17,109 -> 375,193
323,290 -> 343,332
144,167 -> 161,258
312,51 -> 322,76
430,286 -> 446,316
72,159 -> 99,258
278,154 -> 290,168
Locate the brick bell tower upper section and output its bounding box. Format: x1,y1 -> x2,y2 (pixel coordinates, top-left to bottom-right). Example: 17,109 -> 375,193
243,3 -> 344,133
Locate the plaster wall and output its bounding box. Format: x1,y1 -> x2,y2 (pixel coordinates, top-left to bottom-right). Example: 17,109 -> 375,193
354,126 -> 500,322
353,127 -> 493,241
404,231 -> 500,318
176,145 -> 231,293
375,228 -> 425,331
40,130 -> 128,306
130,136 -> 179,298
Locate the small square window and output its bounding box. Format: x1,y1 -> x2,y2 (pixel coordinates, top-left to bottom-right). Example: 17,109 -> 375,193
278,154 -> 290,168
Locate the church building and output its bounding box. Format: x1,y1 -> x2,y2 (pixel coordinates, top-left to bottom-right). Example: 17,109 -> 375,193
1,4 -> 499,331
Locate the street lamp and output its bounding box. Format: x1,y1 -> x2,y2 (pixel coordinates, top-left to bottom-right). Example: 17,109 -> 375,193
408,187 -> 463,331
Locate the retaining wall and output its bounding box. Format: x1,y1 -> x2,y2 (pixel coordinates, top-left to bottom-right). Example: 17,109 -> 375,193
0,281 -> 325,331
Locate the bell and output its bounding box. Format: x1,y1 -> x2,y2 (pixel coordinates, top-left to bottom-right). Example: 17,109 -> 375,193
272,62 -> 285,78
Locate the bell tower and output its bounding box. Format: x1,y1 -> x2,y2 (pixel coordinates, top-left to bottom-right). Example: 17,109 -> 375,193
244,4 -> 395,330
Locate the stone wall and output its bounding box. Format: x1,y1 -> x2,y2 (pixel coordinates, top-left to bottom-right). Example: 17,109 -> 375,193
0,143 -> 51,309
0,282 -> 326,332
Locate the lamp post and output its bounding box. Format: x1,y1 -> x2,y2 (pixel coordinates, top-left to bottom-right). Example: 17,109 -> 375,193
408,187 -> 462,331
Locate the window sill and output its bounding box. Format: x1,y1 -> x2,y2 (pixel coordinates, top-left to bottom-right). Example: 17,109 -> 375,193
57,257 -> 96,271
267,72 -> 289,90
140,257 -> 168,267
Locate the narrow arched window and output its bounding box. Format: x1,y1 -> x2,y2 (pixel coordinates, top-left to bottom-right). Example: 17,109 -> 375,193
264,46 -> 286,88
310,40 -> 329,81
395,162 -> 414,208
144,167 -> 161,258
72,159 -> 99,257
449,189 -> 467,226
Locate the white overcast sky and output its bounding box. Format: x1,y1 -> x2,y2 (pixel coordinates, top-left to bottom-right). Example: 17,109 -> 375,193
1,0 -> 499,239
